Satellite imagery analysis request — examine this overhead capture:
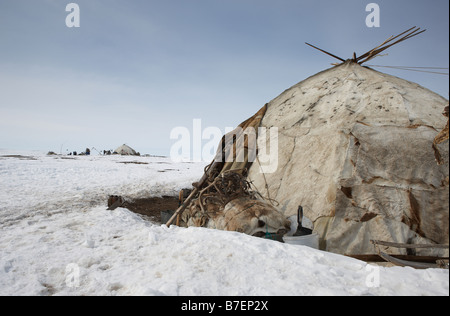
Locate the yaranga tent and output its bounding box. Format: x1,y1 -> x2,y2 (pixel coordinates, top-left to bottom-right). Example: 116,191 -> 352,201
171,28 -> 449,257
245,60 -> 449,255
114,144 -> 139,156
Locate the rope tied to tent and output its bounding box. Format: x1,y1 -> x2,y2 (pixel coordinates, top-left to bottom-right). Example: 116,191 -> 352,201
365,65 -> 449,76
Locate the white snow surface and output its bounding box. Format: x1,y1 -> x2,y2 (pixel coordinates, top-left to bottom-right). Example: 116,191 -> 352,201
0,150 -> 448,296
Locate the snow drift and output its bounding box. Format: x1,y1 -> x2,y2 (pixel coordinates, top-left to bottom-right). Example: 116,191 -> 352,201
0,151 -> 448,296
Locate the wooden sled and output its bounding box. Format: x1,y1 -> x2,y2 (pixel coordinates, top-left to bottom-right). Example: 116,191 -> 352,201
371,240 -> 449,269
379,252 -> 445,269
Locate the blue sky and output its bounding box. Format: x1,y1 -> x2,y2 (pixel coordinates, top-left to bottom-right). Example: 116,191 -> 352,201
0,0 -> 448,155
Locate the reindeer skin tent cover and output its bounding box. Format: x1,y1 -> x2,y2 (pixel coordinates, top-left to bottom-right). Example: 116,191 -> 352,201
195,60 -> 449,256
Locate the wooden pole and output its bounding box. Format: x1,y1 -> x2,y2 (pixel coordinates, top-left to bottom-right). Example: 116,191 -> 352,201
166,188 -> 199,227
358,27 -> 426,64
371,240 -> 449,249
348,254 -> 449,263
356,26 -> 418,63
305,42 -> 346,63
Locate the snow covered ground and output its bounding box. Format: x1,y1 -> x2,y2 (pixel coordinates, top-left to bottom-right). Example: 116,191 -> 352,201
0,150 -> 448,296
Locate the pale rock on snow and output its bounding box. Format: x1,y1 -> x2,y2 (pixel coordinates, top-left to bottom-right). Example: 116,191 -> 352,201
0,151 -> 448,296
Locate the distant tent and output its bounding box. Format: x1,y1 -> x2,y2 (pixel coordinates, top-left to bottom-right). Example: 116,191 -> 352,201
114,144 -> 138,156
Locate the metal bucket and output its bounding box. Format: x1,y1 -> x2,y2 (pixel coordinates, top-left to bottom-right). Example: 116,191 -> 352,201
282,233 -> 319,249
